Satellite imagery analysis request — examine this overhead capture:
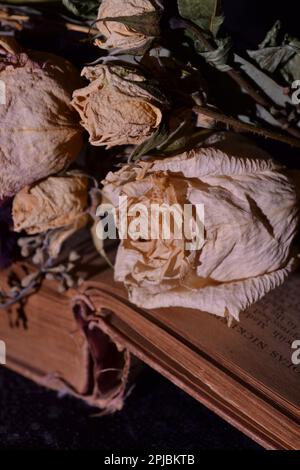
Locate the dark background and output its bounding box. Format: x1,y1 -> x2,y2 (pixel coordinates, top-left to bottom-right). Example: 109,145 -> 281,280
1,0 -> 300,450
0,366 -> 260,449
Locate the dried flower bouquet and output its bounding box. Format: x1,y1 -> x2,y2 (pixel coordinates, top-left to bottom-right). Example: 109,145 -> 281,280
0,0 -> 299,323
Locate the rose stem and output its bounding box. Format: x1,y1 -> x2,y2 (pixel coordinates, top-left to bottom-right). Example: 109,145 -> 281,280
194,106 -> 300,149
0,10 -> 98,35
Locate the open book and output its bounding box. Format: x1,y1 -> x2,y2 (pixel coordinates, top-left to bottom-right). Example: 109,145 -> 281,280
0,260 -> 300,449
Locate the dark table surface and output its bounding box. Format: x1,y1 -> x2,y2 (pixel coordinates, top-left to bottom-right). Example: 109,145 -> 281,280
0,366 -> 260,450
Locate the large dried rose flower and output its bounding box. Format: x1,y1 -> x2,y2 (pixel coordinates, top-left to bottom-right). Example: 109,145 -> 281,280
12,174 -> 89,257
95,0 -> 161,53
72,65 -> 163,148
102,139 -> 300,320
0,37 -> 83,200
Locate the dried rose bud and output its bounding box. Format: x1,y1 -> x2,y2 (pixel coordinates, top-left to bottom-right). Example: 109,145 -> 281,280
0,37 -> 83,200
95,0 -> 161,53
102,138 -> 300,320
12,175 -> 89,257
72,65 -> 164,148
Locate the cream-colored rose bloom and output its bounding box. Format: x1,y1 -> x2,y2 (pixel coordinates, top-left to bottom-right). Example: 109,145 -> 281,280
102,139 -> 300,320
13,175 -> 89,233
0,37 -> 83,200
72,65 -> 163,148
96,0 -> 160,53
13,175 -> 89,257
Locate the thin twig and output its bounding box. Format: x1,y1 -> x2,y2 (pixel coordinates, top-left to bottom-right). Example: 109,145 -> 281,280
194,106 -> 300,149
172,17 -> 300,141
0,9 -> 98,35
0,251 -> 55,310
0,275 -> 41,310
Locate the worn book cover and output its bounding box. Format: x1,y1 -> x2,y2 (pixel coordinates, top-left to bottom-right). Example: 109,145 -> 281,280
1,263 -> 299,449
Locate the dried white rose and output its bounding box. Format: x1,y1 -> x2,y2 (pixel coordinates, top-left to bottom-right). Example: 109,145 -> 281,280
72,65 -> 163,148
95,0 -> 161,53
102,138 -> 300,320
0,37 -> 83,200
13,175 -> 89,257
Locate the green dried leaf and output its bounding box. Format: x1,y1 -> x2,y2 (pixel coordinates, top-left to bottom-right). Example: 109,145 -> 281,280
196,36 -> 232,72
282,43 -> 300,83
62,0 -> 100,20
129,117 -> 211,161
129,122 -> 170,162
248,46 -> 296,74
155,128 -> 214,157
247,21 -> 300,84
178,0 -> 224,37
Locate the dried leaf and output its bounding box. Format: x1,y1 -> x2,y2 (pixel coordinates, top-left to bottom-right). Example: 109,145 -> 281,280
178,0 -> 224,37
247,21 -> 300,85
62,0 -> 100,19
129,108 -> 216,161
129,121 -> 169,161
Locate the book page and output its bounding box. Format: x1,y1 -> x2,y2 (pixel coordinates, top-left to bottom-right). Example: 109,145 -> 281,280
143,273 -> 300,412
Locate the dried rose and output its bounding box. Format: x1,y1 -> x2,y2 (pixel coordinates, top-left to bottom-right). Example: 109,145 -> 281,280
72,65 -> 164,148
0,37 -> 83,200
95,0 -> 161,53
12,175 -> 89,257
102,138 -> 300,320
